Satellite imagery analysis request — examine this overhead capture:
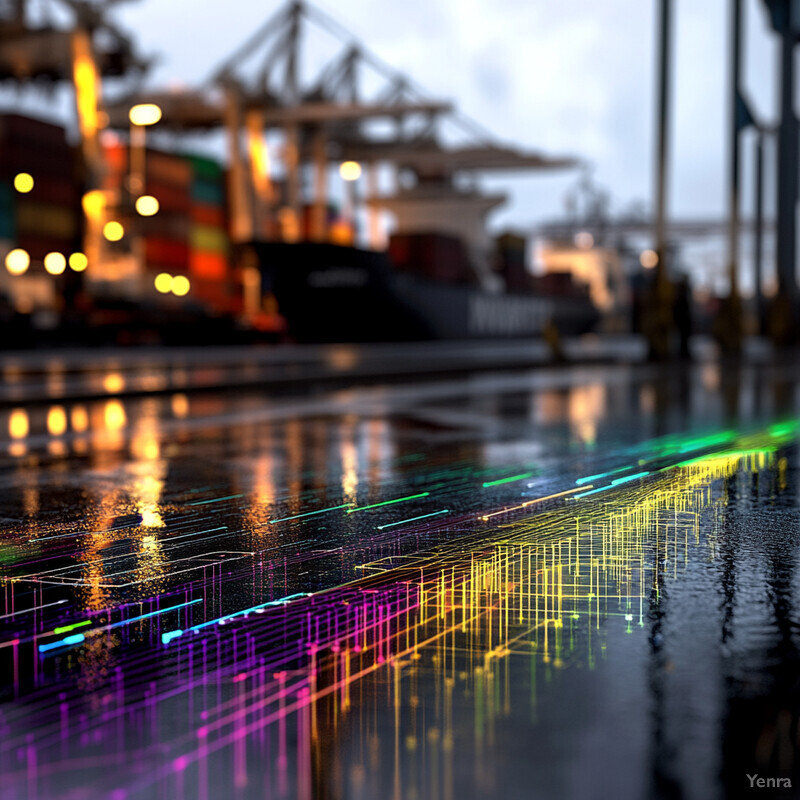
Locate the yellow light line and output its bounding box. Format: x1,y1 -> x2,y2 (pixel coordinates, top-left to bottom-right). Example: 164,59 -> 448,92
479,486 -> 592,522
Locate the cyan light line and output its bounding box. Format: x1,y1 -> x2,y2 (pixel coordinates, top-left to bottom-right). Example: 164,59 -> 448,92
377,509 -> 450,530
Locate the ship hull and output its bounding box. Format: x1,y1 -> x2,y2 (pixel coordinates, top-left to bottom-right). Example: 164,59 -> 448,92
245,241 -> 598,343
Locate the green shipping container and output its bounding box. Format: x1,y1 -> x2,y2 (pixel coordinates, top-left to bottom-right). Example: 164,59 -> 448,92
185,154 -> 223,181
190,179 -> 225,206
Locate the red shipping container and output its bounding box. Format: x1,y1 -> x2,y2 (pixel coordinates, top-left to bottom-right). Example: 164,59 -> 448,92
145,237 -> 189,270
190,204 -> 226,228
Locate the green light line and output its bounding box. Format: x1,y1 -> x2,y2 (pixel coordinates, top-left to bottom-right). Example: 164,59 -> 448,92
347,492 -> 430,513
377,509 -> 450,530
268,503 -> 353,524
52,619 -> 92,635
481,472 -> 533,488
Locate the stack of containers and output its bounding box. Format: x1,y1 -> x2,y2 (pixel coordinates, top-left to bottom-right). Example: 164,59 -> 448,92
102,142 -> 192,297
142,149 -> 191,291
0,114 -> 79,262
185,154 -> 231,314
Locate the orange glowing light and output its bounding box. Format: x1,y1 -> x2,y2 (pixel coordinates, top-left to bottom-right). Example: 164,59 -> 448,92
47,406 -> 68,436
71,405 -> 89,433
104,400 -> 127,431
135,195 -> 159,216
339,161 -> 362,181
171,393 -> 189,418
5,249 -> 30,276
43,252 -> 67,276
640,249 -> 658,269
103,373 -> 125,394
82,190 -> 105,219
9,409 -> 28,439
129,103 -> 162,127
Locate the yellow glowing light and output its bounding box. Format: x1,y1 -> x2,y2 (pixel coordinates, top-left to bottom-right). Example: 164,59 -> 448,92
104,400 -> 127,431
104,221 -> 124,242
69,252 -> 88,272
72,31 -> 100,144
129,103 -> 162,127
640,249 -> 659,269
43,252 -> 67,276
339,161 -> 362,181
5,249 -> 30,276
135,195 -> 159,216
103,372 -> 125,394
13,173 -> 34,193
82,190 -> 105,219
171,393 -> 189,418
9,409 -> 28,439
71,405 -> 89,433
171,275 -> 190,297
47,406 -> 68,436
154,273 -> 173,294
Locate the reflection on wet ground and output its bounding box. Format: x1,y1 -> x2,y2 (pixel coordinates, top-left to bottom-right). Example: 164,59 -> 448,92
1,360 -> 800,799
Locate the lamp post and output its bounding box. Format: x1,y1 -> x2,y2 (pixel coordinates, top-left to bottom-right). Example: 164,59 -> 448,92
339,160 -> 362,246
128,103 -> 162,199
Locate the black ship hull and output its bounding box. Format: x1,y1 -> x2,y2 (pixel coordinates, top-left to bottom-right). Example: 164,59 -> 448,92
245,241 -> 599,343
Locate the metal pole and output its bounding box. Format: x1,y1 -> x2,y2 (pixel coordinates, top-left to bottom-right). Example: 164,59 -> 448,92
728,0 -> 742,301
654,0 -> 671,293
776,22 -> 798,307
647,0 -> 674,361
754,129 -> 765,335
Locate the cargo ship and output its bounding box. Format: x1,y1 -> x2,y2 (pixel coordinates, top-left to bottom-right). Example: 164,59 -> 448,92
242,235 -> 598,343
0,1 -> 599,346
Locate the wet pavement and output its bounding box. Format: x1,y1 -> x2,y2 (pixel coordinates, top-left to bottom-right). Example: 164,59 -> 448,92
1,356 -> 800,799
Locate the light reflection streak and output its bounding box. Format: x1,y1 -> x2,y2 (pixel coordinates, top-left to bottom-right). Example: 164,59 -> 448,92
0,422 -> 790,798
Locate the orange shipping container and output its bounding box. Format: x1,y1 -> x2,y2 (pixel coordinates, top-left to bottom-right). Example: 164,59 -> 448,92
189,250 -> 228,280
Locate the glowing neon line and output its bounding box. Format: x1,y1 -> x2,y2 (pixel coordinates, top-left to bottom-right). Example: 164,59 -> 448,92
346,493 -> 429,513
108,599 -> 201,630
611,471 -> 650,485
52,620 -> 91,635
482,472 -> 533,488
377,510 -> 450,530
0,599 -> 67,620
268,503 -> 353,524
480,486 -> 589,521
38,634 -> 85,654
162,593 -> 311,644
575,466 -> 632,485
188,494 -> 244,506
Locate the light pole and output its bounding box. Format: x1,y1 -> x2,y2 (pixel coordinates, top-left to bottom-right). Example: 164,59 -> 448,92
128,103 -> 162,200
339,160 -> 362,246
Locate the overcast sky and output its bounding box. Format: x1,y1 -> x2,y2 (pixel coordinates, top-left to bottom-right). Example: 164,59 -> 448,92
107,0 -> 781,235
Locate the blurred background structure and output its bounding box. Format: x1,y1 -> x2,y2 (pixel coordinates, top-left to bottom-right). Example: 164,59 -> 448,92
0,0 -> 795,354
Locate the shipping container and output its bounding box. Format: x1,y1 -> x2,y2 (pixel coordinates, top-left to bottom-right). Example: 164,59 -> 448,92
144,238 -> 189,271
189,250 -> 228,281
16,200 -> 78,240
189,224 -> 228,254
190,203 -> 226,228
146,151 -> 192,187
